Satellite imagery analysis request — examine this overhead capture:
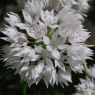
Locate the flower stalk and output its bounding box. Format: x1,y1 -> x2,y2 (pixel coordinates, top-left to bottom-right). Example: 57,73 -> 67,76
84,64 -> 89,77
23,82 -> 27,95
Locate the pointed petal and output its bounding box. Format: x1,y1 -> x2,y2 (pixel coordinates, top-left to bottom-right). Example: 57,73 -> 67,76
46,58 -> 53,67
22,10 -> 33,24
21,66 -> 28,71
55,59 -> 65,71
43,36 -> 50,45
34,45 -> 43,53
52,49 -> 60,59
52,30 -> 58,42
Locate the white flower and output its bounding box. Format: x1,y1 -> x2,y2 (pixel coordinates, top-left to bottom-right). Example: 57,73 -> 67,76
24,0 -> 42,17
16,9 -> 38,30
0,45 -> 21,69
58,8 -> 90,44
16,10 -> 47,41
69,29 -> 90,44
59,0 -> 78,6
65,44 -> 93,61
73,77 -> 95,95
43,31 -> 65,59
41,0 -> 51,9
41,0 -> 60,10
22,9 -> 35,25
88,65 -> 95,79
34,45 -> 52,60
58,67 -> 72,86
19,60 -> 45,87
55,50 -> 86,73
18,0 -> 90,18
5,12 -> 21,26
58,5 -> 81,23
58,0 -> 89,21
68,0 -> 90,20
1,27 -> 28,47
42,58 -> 58,87
41,10 -> 59,28
32,60 -> 44,80
75,0 -> 90,13
27,24 -> 47,40
14,46 -> 36,63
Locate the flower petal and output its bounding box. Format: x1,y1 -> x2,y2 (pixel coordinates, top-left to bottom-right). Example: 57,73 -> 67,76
43,36 -> 50,45
52,49 -> 60,59
22,10 -> 33,24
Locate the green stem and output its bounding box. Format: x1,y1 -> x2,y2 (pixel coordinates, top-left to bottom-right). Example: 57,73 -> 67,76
37,91 -> 41,95
48,22 -> 58,37
23,82 -> 27,95
84,64 -> 89,77
48,28 -> 55,37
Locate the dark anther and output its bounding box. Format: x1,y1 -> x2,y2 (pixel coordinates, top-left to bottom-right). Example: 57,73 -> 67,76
63,52 -> 67,56
64,59 -> 67,62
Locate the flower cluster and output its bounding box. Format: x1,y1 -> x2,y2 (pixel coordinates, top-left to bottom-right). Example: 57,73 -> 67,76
63,0 -> 90,20
17,0 -> 90,20
0,0 -> 93,87
73,77 -> 95,95
73,64 -> 95,95
88,65 -> 95,79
